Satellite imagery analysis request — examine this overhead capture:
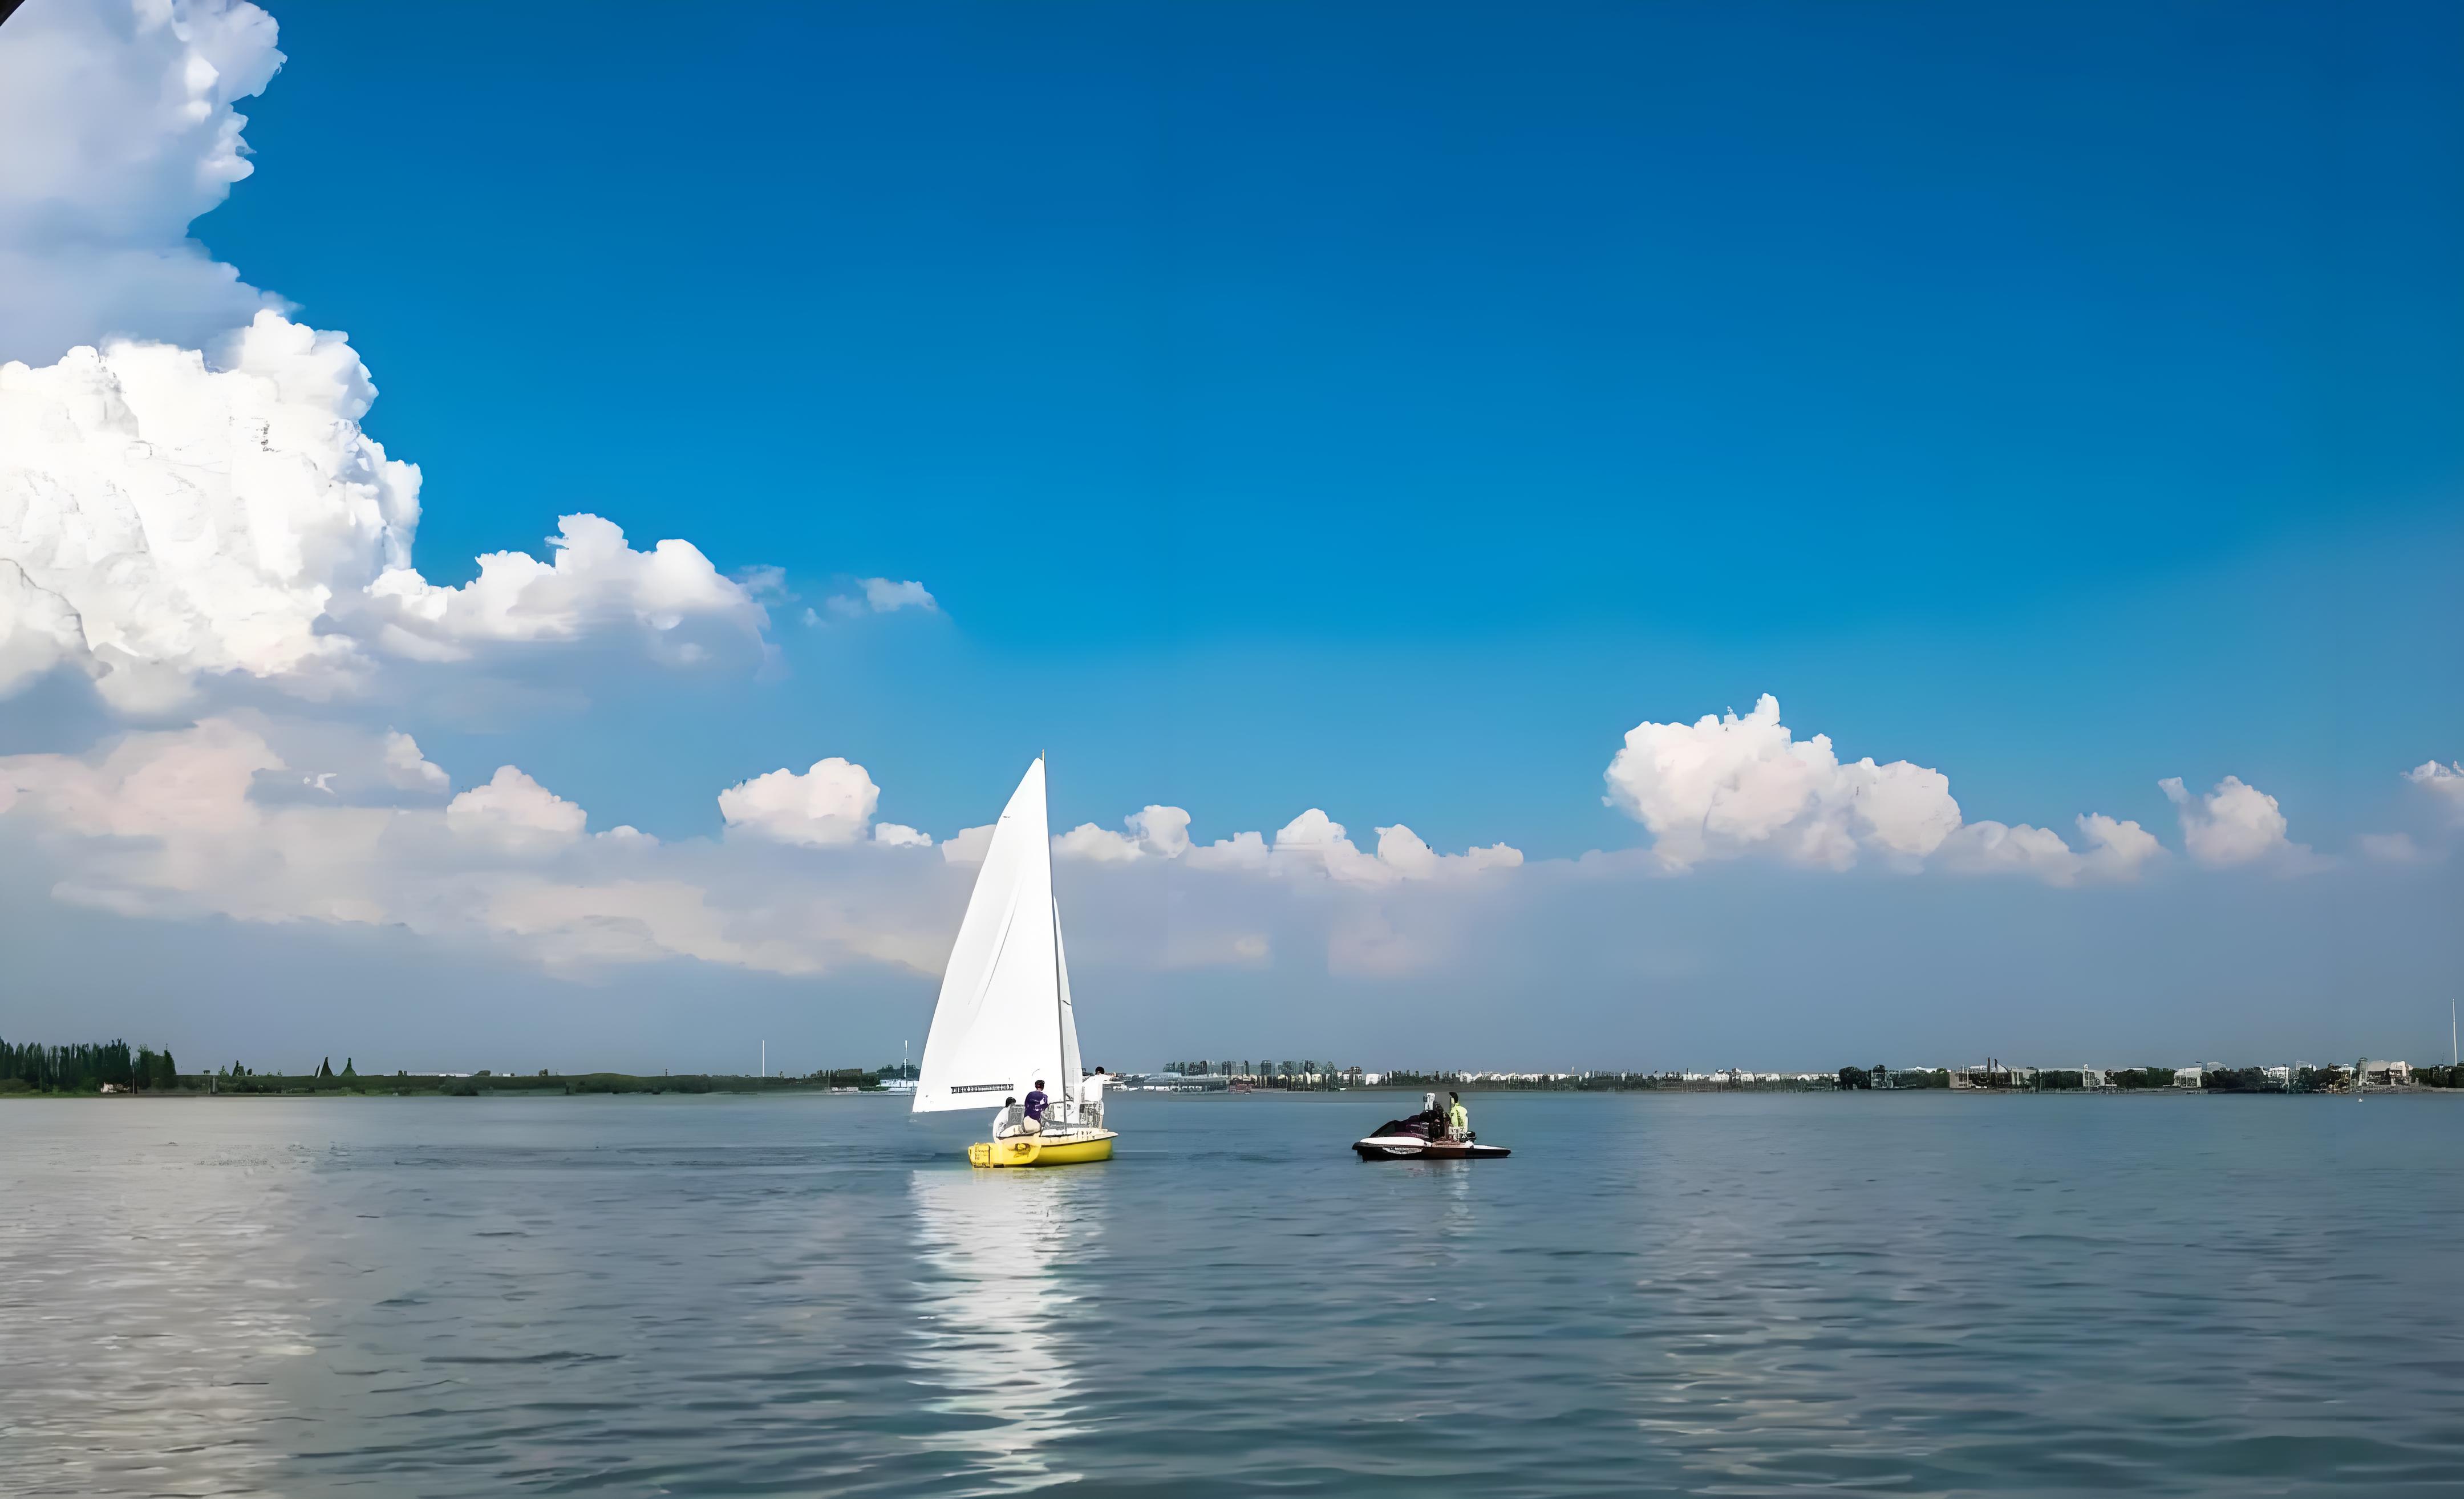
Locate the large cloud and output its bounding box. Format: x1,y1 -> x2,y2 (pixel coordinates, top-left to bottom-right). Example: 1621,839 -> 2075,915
0,0 -> 286,364
1,316 -> 416,709
1604,694 -> 2158,883
0,715 -> 2446,994
0,3 -> 775,714
0,313 -> 765,712
0,718 -> 911,974
0,723 -> 1513,980
1604,695 -> 1962,870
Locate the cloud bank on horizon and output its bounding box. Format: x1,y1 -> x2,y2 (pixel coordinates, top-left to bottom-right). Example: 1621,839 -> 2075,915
0,1 -> 2457,1027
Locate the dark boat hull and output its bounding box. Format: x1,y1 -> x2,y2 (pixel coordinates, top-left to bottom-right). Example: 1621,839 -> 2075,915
1352,1134 -> 1511,1161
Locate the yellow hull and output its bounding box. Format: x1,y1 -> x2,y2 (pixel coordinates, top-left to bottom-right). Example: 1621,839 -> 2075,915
967,1130 -> 1116,1168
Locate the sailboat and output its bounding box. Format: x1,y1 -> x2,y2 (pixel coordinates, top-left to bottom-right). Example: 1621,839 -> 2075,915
913,757 -> 1117,1167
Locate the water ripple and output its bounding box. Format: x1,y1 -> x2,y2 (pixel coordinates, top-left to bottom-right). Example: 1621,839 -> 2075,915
2,1093 -> 2461,1494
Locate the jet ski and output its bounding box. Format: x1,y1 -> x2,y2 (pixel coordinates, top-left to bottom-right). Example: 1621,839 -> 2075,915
1353,1093 -> 1510,1161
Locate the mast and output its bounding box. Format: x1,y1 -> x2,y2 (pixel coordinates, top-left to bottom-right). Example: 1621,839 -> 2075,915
1043,753 -> 1071,1107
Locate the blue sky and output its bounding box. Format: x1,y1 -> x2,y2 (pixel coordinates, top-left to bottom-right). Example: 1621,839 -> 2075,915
1,0 -> 2459,1069
192,0 -> 2464,852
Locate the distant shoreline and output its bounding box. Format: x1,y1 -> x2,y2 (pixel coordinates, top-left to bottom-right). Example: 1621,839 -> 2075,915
11,1084 -> 2455,1102
0,1071 -> 884,1100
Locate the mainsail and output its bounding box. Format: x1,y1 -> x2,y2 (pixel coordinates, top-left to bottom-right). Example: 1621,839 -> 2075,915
912,759 -> 1082,1115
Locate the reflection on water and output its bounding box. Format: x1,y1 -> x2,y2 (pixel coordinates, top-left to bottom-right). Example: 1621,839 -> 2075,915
906,1166 -> 1099,1492
0,1128 -> 315,1496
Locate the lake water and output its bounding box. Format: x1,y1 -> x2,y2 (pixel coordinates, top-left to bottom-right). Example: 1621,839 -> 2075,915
3,1090 -> 2460,1496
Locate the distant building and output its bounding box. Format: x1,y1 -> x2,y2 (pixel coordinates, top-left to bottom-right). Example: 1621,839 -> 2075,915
1126,1071 -> 1230,1092
1952,1063 -> 2025,1089
2172,1066 -> 2205,1089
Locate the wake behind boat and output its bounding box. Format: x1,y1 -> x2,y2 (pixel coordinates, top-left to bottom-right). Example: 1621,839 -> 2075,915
1352,1093 -> 1509,1160
911,757 -> 1116,1168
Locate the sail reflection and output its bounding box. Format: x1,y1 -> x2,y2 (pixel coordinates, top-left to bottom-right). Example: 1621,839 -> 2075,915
906,1166 -> 1099,1491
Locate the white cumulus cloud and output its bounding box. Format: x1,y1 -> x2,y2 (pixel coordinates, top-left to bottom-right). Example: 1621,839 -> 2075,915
1936,812 -> 2164,886
940,823 -> 997,865
0,5 -> 768,715
2074,813 -> 2166,881
1606,695 -> 2159,884
0,720 -> 939,974
0,319 -> 765,712
1049,803 -> 1522,886
1604,695 -> 1962,872
718,757 -> 884,847
1263,809 -> 1523,885
2161,775 -> 2302,869
0,0 -> 286,364
0,722 -> 1472,979
1,317 -> 418,709
1053,805 -> 1194,863
447,766 -> 587,850
366,514 -> 759,664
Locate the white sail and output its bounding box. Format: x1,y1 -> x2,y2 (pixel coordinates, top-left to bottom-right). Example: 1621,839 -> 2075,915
912,759 -> 1083,1115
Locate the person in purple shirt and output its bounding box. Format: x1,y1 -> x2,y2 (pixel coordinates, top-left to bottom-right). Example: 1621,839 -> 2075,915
1020,1079 -> 1049,1135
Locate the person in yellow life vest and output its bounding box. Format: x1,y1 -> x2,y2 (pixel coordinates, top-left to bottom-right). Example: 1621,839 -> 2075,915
1446,1091 -> 1469,1141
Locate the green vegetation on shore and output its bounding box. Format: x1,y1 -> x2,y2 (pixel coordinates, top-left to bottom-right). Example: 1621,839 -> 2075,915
197,1067 -> 884,1097
2,1038 -> 178,1094
0,1040 -> 884,1096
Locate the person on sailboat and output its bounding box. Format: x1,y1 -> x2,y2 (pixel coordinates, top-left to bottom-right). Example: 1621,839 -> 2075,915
1445,1091 -> 1470,1141
1081,1066 -> 1109,1129
1021,1079 -> 1050,1136
991,1096 -> 1027,1138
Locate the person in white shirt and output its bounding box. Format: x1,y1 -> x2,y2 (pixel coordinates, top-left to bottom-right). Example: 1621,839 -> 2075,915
1081,1066 -> 1109,1129
990,1095 -> 1026,1139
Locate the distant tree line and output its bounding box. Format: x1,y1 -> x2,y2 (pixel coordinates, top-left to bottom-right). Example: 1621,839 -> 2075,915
1,1044 -> 887,1097
0,1038 -> 178,1093
200,1067 -> 884,1096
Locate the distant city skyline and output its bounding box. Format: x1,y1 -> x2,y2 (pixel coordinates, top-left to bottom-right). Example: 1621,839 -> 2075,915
1,0 -> 2459,1069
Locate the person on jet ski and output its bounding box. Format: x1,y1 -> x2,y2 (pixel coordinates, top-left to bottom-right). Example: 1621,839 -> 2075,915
1415,1092 -> 1445,1137
1446,1091 -> 1470,1141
